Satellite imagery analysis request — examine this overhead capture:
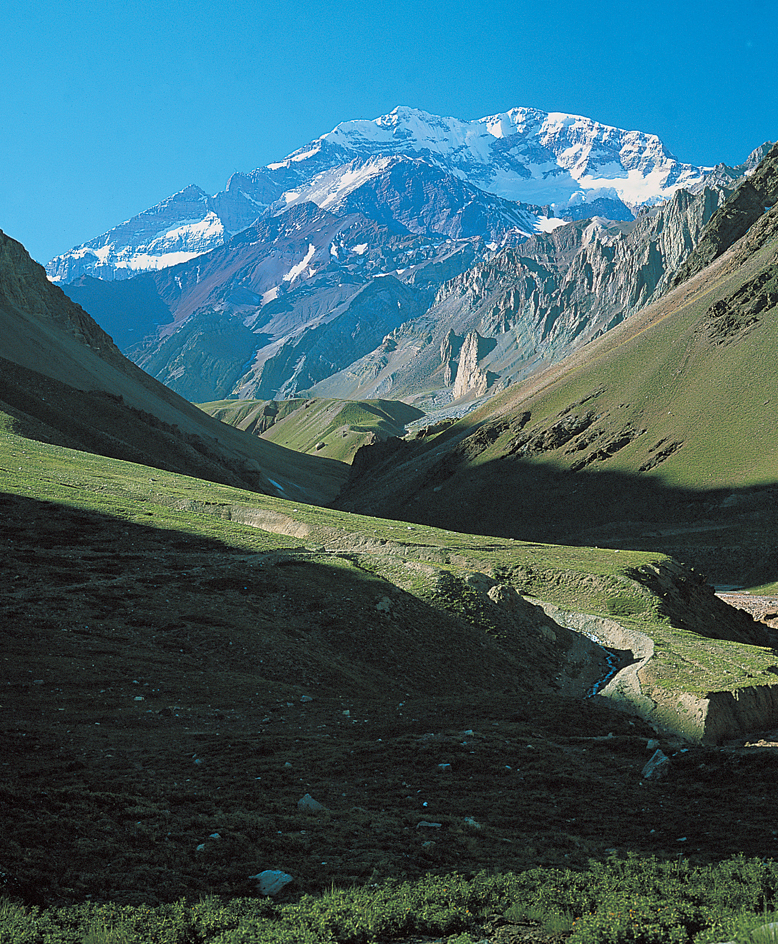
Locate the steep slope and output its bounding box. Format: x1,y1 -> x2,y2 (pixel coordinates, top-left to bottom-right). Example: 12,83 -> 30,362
671,140 -> 778,285
0,229 -> 346,502
335,193 -> 778,588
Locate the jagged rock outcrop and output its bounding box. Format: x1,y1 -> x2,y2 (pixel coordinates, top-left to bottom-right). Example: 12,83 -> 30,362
452,331 -> 494,399
320,183 -> 730,402
671,140 -> 778,287
440,330 -> 463,386
0,230 -> 123,366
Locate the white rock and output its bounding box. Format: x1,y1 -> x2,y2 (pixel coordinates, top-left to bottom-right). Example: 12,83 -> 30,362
251,870 -> 293,896
642,748 -> 670,780
297,793 -> 327,813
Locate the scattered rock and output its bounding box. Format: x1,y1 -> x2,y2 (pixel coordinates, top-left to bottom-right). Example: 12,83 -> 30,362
376,596 -> 392,613
642,748 -> 670,780
251,870 -> 293,896
416,820 -> 442,829
297,793 -> 328,813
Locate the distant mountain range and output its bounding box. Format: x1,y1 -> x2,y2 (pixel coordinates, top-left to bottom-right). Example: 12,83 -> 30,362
50,106 -> 769,406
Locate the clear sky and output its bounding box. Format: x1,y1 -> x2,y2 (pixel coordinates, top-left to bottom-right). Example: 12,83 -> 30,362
2,0 -> 776,265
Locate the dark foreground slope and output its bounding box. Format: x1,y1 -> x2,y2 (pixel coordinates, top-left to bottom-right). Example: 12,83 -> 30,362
336,174 -> 778,589
2,429 -> 778,908
0,229 -> 346,503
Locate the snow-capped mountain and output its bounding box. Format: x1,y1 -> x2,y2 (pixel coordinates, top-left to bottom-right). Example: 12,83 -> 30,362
299,105 -> 708,210
46,184 -> 265,283
52,105 -> 765,408
47,105 -> 713,283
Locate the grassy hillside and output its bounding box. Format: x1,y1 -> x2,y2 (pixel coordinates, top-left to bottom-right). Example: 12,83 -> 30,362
336,204 -> 778,588
199,397 -> 424,463
3,401 -> 778,908
0,228 -> 347,504
3,184 -> 778,939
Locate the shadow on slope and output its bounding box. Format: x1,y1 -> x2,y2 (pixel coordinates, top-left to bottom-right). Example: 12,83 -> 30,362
3,488 -> 778,907
336,445 -> 778,590
0,228 -> 347,503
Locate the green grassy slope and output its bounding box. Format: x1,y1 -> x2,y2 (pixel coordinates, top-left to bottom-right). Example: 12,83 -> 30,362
4,408 -> 778,910
336,205 -> 778,588
199,397 -> 424,463
3,410 -> 775,741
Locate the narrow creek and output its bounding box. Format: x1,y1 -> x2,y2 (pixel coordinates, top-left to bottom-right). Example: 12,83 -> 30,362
585,641 -> 624,698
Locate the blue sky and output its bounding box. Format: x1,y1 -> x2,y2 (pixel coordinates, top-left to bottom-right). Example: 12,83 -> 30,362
2,0 -> 776,265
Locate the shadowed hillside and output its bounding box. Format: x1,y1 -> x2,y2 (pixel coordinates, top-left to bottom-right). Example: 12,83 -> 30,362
336,189 -> 778,589
0,229 -> 347,503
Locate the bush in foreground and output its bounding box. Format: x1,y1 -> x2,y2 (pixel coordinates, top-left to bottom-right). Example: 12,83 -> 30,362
2,854 -> 778,943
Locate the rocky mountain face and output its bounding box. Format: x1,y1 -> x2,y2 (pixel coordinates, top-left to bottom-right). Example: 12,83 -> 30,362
671,140 -> 778,286
53,106 -> 765,405
311,184 -> 728,402
48,105 -> 718,284
45,184 -> 265,284
66,200 -> 481,403
334,184 -> 778,588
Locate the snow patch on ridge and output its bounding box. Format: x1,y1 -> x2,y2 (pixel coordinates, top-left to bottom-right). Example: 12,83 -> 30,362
283,243 -> 316,283
536,217 -> 567,233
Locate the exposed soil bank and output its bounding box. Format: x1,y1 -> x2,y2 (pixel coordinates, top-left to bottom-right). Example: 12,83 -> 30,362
537,603 -> 778,744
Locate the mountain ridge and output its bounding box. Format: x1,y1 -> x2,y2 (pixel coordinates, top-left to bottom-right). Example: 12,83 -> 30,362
47,104 -> 728,284
0,228 -> 346,502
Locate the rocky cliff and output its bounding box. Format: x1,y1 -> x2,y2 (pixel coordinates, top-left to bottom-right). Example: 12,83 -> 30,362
671,140 -> 778,286
313,183 -> 729,403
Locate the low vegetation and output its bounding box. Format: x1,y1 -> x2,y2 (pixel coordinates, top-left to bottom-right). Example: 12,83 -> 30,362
198,397 -> 424,464
2,408 -> 778,942
3,856 -> 778,942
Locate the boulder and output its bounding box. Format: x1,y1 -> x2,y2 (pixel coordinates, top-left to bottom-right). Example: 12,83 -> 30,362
642,748 -> 670,780
251,870 -> 293,896
297,793 -> 328,813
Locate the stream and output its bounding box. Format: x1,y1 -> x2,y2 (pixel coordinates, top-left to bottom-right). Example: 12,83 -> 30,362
585,641 -> 624,698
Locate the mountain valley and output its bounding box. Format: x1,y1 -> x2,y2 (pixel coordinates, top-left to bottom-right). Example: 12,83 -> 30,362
2,107 -> 778,939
